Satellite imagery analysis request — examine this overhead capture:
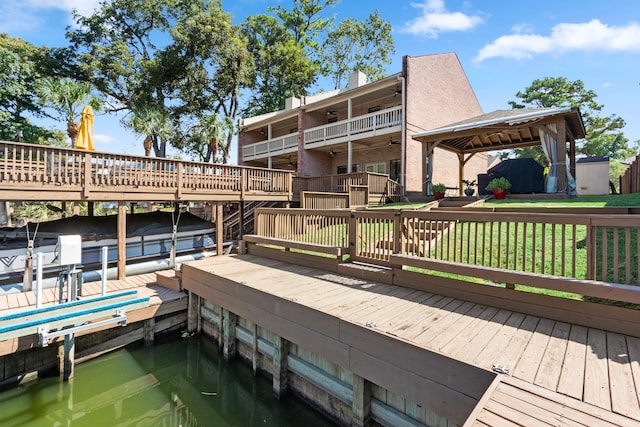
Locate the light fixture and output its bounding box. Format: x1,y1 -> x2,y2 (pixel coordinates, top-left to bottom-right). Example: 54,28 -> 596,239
329,150 -> 336,157
259,129 -> 265,135
388,138 -> 398,146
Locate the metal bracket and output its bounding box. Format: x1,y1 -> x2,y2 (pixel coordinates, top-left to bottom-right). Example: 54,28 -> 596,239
38,311 -> 127,347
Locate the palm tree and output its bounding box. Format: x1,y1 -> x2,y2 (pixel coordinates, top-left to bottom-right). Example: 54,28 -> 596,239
125,108 -> 172,157
38,78 -> 101,147
194,113 -> 235,163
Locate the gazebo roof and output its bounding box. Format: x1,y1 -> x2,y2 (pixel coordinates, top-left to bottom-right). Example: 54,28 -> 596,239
412,107 -> 585,154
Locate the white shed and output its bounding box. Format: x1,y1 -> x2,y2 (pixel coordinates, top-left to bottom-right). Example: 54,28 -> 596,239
575,156 -> 609,195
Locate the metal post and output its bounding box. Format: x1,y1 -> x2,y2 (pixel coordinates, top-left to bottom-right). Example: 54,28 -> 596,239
36,252 -> 43,309
101,246 -> 108,295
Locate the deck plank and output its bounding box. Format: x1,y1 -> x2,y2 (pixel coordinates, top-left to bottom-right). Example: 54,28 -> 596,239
456,309 -> 512,365
584,328 -> 612,411
440,306 -> 499,358
512,318 -> 555,383
607,332 -> 640,419
557,325 -> 588,400
472,311 -> 526,370
628,336 -> 640,411
423,303 -> 489,351
534,321 -> 571,391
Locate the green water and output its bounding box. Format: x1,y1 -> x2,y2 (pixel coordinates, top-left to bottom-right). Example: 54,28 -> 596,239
0,336 -> 337,427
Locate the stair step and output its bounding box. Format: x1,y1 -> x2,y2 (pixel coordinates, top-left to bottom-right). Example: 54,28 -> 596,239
155,269 -> 182,291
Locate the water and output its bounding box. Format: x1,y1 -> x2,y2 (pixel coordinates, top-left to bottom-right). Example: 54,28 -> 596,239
0,336 -> 337,427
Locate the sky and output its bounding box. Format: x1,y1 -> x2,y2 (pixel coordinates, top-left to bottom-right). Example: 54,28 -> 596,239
1,0 -> 639,162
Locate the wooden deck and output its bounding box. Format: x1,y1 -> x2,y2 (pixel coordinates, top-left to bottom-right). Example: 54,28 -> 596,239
183,254 -> 640,425
0,273 -> 182,314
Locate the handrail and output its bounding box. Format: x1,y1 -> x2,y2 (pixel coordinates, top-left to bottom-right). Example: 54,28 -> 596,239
304,105 -> 402,146
250,208 -> 640,302
242,134 -> 299,160
0,140 -> 293,201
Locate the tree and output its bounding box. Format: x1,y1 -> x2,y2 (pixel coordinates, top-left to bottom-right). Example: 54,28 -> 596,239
0,34 -> 63,145
241,0 -> 338,116
321,10 -> 395,89
124,108 -> 173,157
37,78 -> 102,147
63,0 -> 249,159
510,77 -> 634,163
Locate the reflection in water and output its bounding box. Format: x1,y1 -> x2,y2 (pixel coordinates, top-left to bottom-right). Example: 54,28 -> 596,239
0,336 -> 336,427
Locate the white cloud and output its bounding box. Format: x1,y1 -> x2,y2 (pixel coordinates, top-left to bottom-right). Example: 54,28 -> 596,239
26,0 -> 101,16
476,19 -> 640,61
402,0 -> 484,38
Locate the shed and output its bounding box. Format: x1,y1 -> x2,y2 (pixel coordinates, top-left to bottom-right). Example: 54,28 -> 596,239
576,156 -> 610,195
480,158 -> 545,195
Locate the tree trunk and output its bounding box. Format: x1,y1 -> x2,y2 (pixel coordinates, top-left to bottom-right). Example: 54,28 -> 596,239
143,135 -> 153,157
67,119 -> 79,148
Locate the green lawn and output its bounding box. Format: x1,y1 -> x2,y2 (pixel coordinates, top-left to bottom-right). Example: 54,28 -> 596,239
484,192 -> 640,207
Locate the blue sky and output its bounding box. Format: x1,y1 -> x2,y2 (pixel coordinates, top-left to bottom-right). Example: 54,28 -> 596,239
2,0 -> 639,161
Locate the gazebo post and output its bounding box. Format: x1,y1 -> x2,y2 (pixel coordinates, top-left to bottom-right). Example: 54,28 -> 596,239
555,120 -> 567,192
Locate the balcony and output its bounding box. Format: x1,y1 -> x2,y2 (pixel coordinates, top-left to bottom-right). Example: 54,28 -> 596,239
304,105 -> 402,148
242,133 -> 298,161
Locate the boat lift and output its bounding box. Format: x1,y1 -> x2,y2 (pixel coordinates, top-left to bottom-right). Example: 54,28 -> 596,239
0,236 -> 150,380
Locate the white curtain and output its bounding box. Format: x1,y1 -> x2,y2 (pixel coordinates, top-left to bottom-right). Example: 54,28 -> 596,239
540,124 -> 577,195
540,125 -> 557,193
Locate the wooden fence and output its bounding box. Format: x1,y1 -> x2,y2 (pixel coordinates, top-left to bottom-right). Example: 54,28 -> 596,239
621,154 -> 640,194
250,208 -> 640,305
0,141 -> 293,202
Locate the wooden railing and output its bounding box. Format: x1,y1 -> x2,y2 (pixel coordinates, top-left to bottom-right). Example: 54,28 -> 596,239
253,208 -> 350,250
242,133 -> 298,161
293,172 -> 403,204
250,208 -> 640,295
303,105 -> 402,146
0,141 -> 293,201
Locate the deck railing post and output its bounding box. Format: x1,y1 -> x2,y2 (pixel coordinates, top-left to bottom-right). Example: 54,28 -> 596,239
101,246 -> 108,295
349,211 -> 358,260
36,252 -> 43,308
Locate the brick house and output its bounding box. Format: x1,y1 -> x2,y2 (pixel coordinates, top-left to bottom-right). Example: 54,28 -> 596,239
237,53 -> 492,198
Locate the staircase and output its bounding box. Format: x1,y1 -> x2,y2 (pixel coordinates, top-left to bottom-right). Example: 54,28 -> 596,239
223,201 -> 282,240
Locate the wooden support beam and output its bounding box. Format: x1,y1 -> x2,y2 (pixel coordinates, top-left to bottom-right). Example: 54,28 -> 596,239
62,333 -> 75,380
187,292 -> 200,333
252,323 -> 259,375
216,202 -> 224,256
117,201 -> 126,279
143,318 -> 155,346
272,335 -> 289,398
223,309 -> 237,360
352,374 -> 372,427
238,202 -> 245,240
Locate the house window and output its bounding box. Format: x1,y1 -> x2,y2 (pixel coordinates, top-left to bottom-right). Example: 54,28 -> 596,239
365,162 -> 386,174
390,159 -> 401,182
337,164 -> 360,174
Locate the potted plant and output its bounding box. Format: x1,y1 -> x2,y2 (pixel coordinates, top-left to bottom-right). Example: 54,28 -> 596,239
431,183 -> 446,200
485,177 -> 511,199
462,179 -> 476,197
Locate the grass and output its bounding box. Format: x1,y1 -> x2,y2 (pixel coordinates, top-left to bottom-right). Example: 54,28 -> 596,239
484,192 -> 640,207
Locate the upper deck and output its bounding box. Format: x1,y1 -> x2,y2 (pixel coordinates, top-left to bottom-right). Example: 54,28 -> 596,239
0,141 -> 293,203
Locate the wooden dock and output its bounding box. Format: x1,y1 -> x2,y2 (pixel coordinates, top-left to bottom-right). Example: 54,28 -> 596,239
182,254 -> 640,426
0,272 -> 187,358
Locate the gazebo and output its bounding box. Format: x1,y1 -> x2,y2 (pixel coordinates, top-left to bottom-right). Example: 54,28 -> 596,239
412,107 -> 586,196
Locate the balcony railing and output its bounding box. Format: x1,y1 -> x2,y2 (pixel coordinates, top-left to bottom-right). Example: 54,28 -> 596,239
304,105 -> 402,147
0,141 -> 293,202
242,134 -> 298,161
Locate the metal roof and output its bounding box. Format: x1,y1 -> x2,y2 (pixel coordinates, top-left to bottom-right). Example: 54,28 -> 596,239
412,107 -> 585,154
